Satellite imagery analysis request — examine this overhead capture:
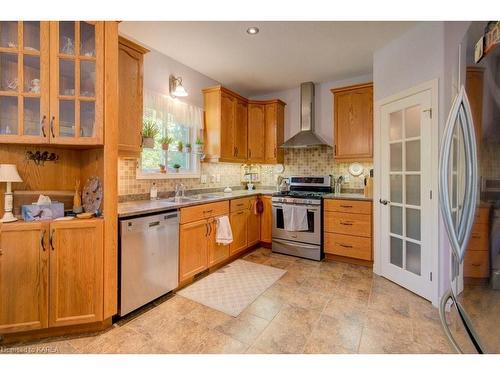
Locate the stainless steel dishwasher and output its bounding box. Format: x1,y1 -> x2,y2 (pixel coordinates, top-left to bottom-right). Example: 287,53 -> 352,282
119,210 -> 179,316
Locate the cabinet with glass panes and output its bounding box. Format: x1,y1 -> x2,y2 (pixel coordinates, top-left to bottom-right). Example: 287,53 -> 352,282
0,21 -> 103,145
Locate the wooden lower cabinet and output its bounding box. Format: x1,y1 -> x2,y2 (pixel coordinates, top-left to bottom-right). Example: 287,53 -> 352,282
230,210 -> 248,255
0,222 -> 49,334
247,209 -> 261,247
260,196 -> 272,243
179,219 -> 210,282
49,220 -> 104,327
464,207 -> 490,280
208,218 -> 230,267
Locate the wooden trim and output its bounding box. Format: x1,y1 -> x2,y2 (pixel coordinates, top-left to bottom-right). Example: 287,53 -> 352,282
118,35 -> 150,54
103,21 -> 119,319
248,98 -> 287,106
324,253 -> 373,267
330,82 -> 373,94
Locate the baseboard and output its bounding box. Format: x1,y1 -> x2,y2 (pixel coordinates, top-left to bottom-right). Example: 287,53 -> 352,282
325,253 -> 373,267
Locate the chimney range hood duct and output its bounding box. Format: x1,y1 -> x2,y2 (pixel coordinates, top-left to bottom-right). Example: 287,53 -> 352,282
280,82 -> 331,149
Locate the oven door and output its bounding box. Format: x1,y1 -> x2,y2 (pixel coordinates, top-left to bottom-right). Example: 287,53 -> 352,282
271,202 -> 321,245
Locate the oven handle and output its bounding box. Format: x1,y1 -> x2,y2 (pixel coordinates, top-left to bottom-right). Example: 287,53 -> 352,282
272,204 -> 319,212
272,238 -> 320,249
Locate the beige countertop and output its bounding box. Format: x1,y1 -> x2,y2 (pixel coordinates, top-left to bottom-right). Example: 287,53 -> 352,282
323,193 -> 373,201
118,189 -> 275,218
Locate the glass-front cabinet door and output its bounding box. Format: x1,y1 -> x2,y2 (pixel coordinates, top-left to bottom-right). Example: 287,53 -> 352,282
49,21 -> 103,145
0,21 -> 50,143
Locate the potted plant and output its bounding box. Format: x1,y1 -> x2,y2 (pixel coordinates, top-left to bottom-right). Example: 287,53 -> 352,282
173,163 -> 181,173
177,141 -> 184,152
159,136 -> 173,151
142,120 -> 159,148
158,164 -> 166,174
194,137 -> 204,154
184,143 -> 192,153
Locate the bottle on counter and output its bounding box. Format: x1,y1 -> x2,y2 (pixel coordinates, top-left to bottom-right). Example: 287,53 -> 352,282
364,169 -> 373,198
150,182 -> 158,200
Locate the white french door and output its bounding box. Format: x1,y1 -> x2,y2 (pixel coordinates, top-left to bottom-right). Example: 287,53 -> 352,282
379,89 -> 434,300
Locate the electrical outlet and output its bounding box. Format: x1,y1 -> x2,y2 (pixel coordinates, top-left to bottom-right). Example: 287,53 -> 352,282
216,174 -> 221,183
344,174 -> 351,183
210,175 -> 216,183
200,174 -> 207,184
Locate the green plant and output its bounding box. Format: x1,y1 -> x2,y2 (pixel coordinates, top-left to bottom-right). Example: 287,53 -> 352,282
177,141 -> 184,150
142,120 -> 159,138
173,163 -> 181,169
185,143 -> 192,148
159,136 -> 173,145
195,137 -> 204,145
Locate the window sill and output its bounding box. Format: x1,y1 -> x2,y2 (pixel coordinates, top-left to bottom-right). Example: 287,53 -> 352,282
136,171 -> 201,180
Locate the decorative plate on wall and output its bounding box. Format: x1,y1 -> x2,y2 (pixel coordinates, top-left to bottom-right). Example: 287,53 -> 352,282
82,176 -> 103,214
348,162 -> 364,176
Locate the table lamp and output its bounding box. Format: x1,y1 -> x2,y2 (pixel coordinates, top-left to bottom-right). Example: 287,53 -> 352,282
0,164 -> 23,223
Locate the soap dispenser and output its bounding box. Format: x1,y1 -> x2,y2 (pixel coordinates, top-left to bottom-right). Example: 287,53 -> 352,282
150,182 -> 158,200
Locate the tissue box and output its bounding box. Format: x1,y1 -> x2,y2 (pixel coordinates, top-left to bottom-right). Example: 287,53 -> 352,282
22,202 -> 65,221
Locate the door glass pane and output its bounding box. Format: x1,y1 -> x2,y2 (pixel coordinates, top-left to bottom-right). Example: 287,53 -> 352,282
23,97 -> 40,136
390,205 -> 402,235
80,61 -> 95,97
390,143 -> 402,171
406,241 -> 421,275
59,100 -> 75,137
390,174 -> 402,203
23,55 -> 40,93
0,96 -> 18,134
406,208 -> 421,241
59,59 -> 75,96
406,175 -> 421,206
23,21 -> 40,52
80,101 -> 95,137
405,105 -> 421,138
59,21 -> 75,55
80,22 -> 95,57
0,53 -> 18,91
390,236 -> 403,268
0,22 -> 18,49
389,110 -> 402,141
406,140 -> 420,171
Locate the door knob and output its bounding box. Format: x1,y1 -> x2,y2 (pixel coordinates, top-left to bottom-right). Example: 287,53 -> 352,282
379,199 -> 390,205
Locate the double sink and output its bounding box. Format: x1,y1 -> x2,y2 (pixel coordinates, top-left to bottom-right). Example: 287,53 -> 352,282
163,192 -> 227,204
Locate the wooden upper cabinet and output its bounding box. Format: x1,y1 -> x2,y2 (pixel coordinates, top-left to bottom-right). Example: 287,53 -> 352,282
331,82 -> 373,161
0,21 -> 50,144
264,101 -> 285,164
118,36 -> 149,157
49,219 -> 103,327
203,85 -> 285,164
0,222 -> 49,334
465,67 -> 484,144
49,21 -> 104,146
247,103 -> 266,162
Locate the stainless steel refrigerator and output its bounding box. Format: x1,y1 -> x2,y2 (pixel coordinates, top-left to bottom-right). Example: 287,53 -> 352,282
439,21 -> 500,353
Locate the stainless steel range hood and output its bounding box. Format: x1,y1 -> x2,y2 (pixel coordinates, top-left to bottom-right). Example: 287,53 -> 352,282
280,82 -> 331,149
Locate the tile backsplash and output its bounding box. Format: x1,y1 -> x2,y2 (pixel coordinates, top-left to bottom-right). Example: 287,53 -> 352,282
118,146 -> 373,199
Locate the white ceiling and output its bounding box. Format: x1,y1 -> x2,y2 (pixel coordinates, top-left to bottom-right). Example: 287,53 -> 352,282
119,21 -> 416,96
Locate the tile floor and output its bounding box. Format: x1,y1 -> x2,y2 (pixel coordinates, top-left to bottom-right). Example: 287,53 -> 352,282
1,247 -> 453,354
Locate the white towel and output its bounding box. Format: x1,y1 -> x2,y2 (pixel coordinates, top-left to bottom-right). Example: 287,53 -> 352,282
282,204 -> 309,231
216,215 -> 233,245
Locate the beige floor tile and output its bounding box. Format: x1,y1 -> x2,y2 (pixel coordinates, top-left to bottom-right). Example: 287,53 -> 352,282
299,275 -> 340,296
368,289 -> 411,318
363,309 -> 414,345
271,304 -> 321,333
411,319 -> 453,353
80,326 -> 152,354
322,296 -> 367,326
148,318 -> 211,354
215,312 -> 270,345
288,289 -> 330,311
251,320 -> 310,354
185,303 -> 233,329
262,283 -> 297,305
263,257 -> 294,269
197,330 -> 248,354
243,295 -> 284,321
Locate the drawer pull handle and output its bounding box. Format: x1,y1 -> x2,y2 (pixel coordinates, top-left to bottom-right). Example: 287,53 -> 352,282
340,205 -> 353,208
49,229 -> 55,251
340,221 -> 353,226
203,209 -> 213,214
40,230 -> 46,251
471,234 -> 481,239
337,242 -> 353,248
471,263 -> 481,267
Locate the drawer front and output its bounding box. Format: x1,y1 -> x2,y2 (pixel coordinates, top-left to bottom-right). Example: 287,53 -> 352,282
324,211 -> 371,237
464,250 -> 489,278
474,207 -> 490,224
230,197 -> 254,212
324,199 -> 372,215
468,222 -> 489,251
180,201 -> 229,224
324,232 -> 372,261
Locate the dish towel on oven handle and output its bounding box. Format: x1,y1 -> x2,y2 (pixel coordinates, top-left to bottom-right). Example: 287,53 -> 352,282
216,215 -> 233,245
282,204 -> 309,231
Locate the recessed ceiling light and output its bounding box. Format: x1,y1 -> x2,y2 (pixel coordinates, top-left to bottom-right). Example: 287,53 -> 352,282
246,27 -> 259,35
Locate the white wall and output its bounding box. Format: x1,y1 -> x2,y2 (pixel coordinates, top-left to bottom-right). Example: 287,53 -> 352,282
142,49 -> 219,109
250,74 -> 372,145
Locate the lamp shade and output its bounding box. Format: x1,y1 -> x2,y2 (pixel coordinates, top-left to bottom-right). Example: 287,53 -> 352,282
0,164 -> 23,182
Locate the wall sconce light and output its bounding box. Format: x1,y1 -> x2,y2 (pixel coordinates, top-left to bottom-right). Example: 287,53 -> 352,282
169,75 -> 188,98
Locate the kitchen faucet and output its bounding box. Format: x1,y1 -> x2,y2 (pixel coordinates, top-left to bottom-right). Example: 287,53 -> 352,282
175,183 -> 186,198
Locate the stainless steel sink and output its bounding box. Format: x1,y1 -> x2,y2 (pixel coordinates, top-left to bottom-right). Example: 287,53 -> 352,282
163,196 -> 201,203
198,192 -> 226,199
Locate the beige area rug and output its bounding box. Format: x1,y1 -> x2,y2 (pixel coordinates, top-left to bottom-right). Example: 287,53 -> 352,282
177,259 -> 286,317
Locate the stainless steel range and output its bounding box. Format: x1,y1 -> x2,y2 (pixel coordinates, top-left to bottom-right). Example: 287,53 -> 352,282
272,176 -> 332,261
